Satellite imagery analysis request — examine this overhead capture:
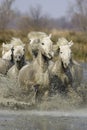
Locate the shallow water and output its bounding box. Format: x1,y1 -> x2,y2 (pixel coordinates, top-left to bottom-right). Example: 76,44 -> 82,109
0,110 -> 87,130
0,63 -> 87,130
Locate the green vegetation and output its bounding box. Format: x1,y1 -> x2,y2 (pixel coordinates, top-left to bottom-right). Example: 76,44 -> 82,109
0,30 -> 87,61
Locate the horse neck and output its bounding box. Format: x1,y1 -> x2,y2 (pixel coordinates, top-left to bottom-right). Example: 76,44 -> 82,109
36,51 -> 49,73
15,55 -> 26,70
56,56 -> 66,73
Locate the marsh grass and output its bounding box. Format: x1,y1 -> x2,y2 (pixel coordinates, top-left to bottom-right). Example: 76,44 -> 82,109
51,29 -> 87,61
0,29 -> 87,61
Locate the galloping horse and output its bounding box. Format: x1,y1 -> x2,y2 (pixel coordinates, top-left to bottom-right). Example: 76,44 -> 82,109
50,38 -> 74,93
18,35 -> 54,101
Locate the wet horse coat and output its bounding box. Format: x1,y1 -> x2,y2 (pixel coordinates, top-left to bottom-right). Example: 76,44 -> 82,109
18,35 -> 54,100
50,38 -> 74,93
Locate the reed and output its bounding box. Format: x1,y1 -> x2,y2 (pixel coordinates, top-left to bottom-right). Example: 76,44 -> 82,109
0,29 -> 87,61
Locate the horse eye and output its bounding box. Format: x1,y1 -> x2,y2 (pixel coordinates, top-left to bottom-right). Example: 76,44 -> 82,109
60,52 -> 63,54
23,49 -> 25,51
42,43 -> 44,45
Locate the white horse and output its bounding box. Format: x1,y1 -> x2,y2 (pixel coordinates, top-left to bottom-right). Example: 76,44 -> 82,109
2,43 -> 13,60
0,47 -> 14,75
18,35 -> 54,101
57,38 -> 83,86
2,37 -> 24,60
7,45 -> 26,79
57,39 -> 73,68
0,37 -> 25,75
50,37 -> 82,93
28,31 -> 52,59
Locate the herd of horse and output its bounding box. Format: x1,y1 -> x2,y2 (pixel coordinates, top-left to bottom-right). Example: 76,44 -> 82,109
0,31 -> 82,101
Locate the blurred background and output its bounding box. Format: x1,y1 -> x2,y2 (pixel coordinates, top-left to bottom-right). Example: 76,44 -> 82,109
0,0 -> 87,61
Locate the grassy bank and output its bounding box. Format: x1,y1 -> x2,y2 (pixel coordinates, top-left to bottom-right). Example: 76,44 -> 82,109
0,29 -> 87,61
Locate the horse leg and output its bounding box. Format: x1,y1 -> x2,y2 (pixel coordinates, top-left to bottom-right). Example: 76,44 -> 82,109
32,84 -> 39,103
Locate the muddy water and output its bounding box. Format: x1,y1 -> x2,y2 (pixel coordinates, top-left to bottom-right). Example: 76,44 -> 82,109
0,110 -> 87,130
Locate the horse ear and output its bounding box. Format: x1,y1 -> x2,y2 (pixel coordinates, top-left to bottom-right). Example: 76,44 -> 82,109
68,41 -> 74,47
2,42 -> 9,50
2,42 -> 6,48
48,34 -> 52,38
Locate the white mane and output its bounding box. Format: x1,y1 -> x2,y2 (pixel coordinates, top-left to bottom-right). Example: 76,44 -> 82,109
2,50 -> 12,60
28,31 -> 53,59
57,37 -> 73,47
2,37 -> 25,60
10,37 -> 24,47
28,31 -> 48,40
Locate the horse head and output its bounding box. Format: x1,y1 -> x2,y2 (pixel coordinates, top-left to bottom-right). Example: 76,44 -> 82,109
39,35 -> 54,60
13,45 -> 25,63
57,38 -> 73,68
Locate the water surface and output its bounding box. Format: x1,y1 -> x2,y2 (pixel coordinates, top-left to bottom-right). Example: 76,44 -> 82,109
0,110 -> 87,130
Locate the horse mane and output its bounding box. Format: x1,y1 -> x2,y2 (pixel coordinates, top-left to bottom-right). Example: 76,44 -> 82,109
28,31 -> 48,40
57,37 -> 69,46
10,37 -> 24,46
